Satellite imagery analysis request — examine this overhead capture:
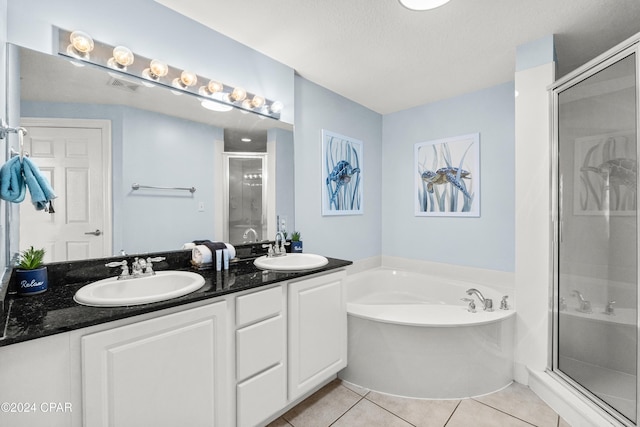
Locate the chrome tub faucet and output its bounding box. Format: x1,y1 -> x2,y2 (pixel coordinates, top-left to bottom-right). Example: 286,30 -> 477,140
571,290 -> 592,313
466,288 -> 493,311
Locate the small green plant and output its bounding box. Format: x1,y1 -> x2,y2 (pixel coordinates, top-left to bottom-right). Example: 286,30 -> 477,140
17,246 -> 46,270
291,231 -> 301,241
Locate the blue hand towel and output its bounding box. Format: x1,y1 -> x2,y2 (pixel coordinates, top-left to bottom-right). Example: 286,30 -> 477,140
21,157 -> 56,210
0,156 -> 26,203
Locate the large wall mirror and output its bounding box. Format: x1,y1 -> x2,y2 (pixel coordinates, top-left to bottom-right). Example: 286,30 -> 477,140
7,44 -> 294,263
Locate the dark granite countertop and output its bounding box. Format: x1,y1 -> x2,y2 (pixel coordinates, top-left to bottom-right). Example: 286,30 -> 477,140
0,249 -> 351,347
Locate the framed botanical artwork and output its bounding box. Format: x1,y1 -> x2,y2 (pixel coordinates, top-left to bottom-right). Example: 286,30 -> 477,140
322,130 -> 363,215
415,133 -> 480,217
573,131 -> 636,215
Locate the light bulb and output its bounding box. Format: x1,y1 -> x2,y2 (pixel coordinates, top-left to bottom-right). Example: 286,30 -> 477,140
143,59 -> 168,80
108,46 -> 134,69
241,99 -> 252,109
199,80 -> 224,97
250,95 -> 265,109
67,31 -> 94,59
69,31 -> 94,53
172,70 -> 197,90
270,101 -> 284,114
231,87 -> 247,102
207,80 -> 223,94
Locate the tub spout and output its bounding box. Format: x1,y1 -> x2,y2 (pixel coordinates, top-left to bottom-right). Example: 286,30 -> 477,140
466,288 -> 493,311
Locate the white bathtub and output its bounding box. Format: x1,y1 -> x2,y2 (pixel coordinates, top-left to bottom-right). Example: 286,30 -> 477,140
338,268 -> 516,399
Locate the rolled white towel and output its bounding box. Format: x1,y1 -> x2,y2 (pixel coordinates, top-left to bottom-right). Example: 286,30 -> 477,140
192,245 -> 213,265
225,243 -> 236,260
182,242 -> 196,250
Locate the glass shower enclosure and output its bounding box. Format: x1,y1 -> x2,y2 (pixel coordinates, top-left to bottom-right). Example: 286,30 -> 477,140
552,39 -> 639,425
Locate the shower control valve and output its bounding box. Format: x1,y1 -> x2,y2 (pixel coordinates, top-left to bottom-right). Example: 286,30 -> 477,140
461,298 -> 476,313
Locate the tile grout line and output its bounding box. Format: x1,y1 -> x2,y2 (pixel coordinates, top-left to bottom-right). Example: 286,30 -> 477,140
443,399 -> 462,426
470,398 -> 540,427
361,394 -> 419,427
327,393 -> 367,427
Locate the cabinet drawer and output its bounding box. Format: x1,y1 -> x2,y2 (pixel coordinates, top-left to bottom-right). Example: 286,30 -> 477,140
237,363 -> 286,427
236,314 -> 285,382
236,286 -> 282,327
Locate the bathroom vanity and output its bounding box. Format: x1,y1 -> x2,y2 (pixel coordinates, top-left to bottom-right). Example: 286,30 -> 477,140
0,252 -> 350,427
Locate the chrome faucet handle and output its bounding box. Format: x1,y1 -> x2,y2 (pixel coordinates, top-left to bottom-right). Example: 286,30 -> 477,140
145,256 -> 166,274
262,243 -> 275,257
461,298 -> 476,313
105,260 -> 130,279
500,296 -> 509,310
604,300 -> 616,315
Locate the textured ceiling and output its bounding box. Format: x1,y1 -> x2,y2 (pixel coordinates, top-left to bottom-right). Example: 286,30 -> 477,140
156,0 -> 640,114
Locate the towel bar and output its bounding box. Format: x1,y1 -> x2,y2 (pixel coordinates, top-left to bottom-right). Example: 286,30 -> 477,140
131,183 -> 196,193
0,118 -> 27,141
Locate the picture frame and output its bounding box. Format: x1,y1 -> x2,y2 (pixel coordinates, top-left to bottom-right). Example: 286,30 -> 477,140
322,130 -> 363,216
415,133 -> 480,217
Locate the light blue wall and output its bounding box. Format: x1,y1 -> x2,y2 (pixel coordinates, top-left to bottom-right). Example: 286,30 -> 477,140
294,76 -> 382,260
121,108 -> 219,253
6,0 -> 294,124
22,101 -> 221,254
382,82 -> 516,272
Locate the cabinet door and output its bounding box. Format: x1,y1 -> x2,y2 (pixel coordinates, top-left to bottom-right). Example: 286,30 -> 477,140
82,302 -> 230,427
288,271 -> 347,400
237,363 -> 286,427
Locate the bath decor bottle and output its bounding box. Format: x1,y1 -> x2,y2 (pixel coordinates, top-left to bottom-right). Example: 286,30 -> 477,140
14,246 -> 48,295
291,231 -> 303,253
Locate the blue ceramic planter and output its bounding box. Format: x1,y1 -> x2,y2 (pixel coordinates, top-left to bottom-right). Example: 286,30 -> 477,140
291,241 -> 303,253
15,267 -> 48,295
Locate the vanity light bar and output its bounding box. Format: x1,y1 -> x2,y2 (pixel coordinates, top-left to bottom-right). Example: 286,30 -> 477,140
55,27 -> 283,119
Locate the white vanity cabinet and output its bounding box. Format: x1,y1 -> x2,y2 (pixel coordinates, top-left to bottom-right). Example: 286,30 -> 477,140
235,285 -> 286,427
288,270 -> 347,401
81,301 -> 230,427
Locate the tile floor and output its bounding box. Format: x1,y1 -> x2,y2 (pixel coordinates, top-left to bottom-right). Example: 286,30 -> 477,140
268,379 -> 571,427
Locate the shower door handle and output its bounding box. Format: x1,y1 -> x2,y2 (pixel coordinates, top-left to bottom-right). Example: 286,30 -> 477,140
85,229 -> 102,236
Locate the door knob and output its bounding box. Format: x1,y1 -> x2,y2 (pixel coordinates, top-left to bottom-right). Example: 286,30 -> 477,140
85,229 -> 102,236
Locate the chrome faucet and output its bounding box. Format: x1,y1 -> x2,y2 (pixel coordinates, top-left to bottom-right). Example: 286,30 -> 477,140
571,290 -> 592,313
466,288 -> 493,311
262,232 -> 288,257
242,228 -> 258,243
274,231 -> 287,256
105,257 -> 165,280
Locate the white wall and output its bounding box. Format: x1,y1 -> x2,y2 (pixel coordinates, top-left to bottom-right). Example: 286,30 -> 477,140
513,38 -> 555,383
294,77 -> 382,261
382,82 -> 516,272
0,0 -> 8,273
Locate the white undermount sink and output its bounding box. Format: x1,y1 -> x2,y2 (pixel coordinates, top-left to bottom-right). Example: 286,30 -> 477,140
253,253 -> 329,271
74,271 -> 205,307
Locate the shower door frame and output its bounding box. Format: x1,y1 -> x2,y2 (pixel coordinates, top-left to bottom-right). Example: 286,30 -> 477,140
222,152 -> 269,244
550,35 -> 640,427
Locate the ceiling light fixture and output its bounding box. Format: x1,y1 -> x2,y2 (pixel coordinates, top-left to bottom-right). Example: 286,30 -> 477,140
56,27 -> 284,119
398,0 -> 450,11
